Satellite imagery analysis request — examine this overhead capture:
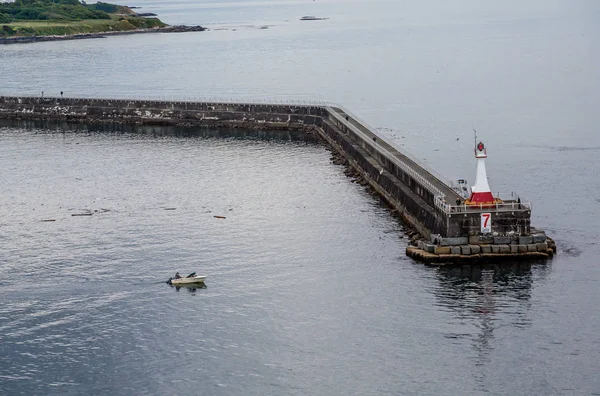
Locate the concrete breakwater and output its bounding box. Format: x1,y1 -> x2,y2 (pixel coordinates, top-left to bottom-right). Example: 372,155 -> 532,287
0,95 -> 555,264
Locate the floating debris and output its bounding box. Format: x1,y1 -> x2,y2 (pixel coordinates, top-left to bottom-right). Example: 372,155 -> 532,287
41,219 -> 56,222
214,215 -> 226,219
72,213 -> 93,217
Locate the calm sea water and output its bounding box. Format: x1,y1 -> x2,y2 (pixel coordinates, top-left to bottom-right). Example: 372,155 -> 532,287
1,1 -> 599,395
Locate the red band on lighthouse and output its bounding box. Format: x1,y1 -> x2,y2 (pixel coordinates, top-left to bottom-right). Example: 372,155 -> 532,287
468,191 -> 495,203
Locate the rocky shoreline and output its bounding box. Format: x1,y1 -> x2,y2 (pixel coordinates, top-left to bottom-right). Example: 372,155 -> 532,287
0,25 -> 206,45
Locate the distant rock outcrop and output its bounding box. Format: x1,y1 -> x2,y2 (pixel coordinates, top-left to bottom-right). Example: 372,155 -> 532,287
299,16 -> 329,21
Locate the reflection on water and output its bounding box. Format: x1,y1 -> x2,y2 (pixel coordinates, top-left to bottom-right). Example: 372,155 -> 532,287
170,283 -> 208,294
0,119 -> 321,142
0,120 -> 598,395
435,263 -> 535,317
434,263 -> 540,393
435,262 -> 536,326
438,261 -> 533,281
2,122 -> 393,395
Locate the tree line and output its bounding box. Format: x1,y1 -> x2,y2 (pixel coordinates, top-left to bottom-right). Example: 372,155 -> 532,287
0,0 -> 124,23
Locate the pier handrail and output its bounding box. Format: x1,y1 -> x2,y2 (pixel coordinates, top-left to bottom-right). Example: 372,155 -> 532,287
326,107 -> 448,201
331,104 -> 455,188
1,93 -> 340,108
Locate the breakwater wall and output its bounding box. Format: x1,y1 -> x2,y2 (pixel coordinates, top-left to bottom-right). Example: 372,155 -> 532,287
0,96 -> 554,264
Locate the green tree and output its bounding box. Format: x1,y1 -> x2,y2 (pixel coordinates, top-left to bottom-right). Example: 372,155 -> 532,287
92,2 -> 118,13
54,0 -> 81,5
0,13 -> 12,23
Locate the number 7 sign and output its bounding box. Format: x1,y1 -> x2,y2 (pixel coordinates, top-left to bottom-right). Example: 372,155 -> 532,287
481,213 -> 492,233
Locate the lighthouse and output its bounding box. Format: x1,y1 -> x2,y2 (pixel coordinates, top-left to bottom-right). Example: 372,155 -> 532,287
466,141 -> 497,205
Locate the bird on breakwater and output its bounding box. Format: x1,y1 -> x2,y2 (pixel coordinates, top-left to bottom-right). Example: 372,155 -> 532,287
379,168 -> 384,175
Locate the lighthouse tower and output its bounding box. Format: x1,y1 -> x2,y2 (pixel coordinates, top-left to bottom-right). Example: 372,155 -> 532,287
466,141 -> 496,204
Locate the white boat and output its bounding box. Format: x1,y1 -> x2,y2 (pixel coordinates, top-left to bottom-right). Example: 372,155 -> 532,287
167,275 -> 207,285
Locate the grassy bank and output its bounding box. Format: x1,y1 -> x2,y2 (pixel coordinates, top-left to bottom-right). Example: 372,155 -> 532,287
0,1 -> 168,38
1,16 -> 166,37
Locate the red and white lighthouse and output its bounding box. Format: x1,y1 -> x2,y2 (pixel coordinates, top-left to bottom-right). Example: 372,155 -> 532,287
466,141 -> 497,205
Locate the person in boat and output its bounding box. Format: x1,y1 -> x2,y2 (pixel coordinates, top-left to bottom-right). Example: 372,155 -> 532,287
175,272 -> 181,279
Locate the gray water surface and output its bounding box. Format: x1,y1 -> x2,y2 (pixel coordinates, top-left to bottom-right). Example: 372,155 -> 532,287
1,1 -> 599,395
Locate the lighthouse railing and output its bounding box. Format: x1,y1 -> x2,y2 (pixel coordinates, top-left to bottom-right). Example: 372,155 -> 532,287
434,195 -> 532,214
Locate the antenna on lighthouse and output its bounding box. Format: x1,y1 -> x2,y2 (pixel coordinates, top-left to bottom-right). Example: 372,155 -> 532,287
473,128 -> 477,151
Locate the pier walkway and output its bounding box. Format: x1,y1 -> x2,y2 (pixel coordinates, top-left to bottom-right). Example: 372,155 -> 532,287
327,107 -> 462,205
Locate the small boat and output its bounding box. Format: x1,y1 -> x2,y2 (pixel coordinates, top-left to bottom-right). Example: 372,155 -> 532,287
166,272 -> 207,285
169,275 -> 206,285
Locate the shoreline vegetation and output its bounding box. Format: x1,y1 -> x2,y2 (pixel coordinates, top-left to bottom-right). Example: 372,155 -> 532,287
0,0 -> 205,44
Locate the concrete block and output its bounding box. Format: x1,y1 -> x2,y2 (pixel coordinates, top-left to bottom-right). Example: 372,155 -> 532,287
451,246 -> 461,255
424,243 -> 436,253
434,246 -> 451,255
468,235 -> 481,245
536,242 -> 548,252
519,236 -> 533,244
481,245 -> 492,254
417,240 -> 424,250
469,245 -> 481,254
440,237 -> 469,246
493,236 -> 512,245
527,244 -> 537,252
480,234 -> 495,244
510,245 -> 519,253
491,245 -> 500,253
498,245 -> 510,254
460,245 -> 471,255
517,245 -> 528,253
532,233 -> 547,243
